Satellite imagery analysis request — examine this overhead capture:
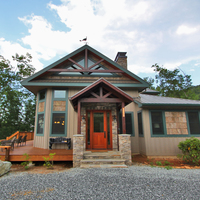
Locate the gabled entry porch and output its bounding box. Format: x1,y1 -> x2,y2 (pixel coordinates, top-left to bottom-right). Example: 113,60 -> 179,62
70,78 -> 133,167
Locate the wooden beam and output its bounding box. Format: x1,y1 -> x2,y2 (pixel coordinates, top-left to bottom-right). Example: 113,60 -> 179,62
80,98 -> 123,103
85,49 -> 88,69
77,101 -> 81,134
122,102 -> 126,134
100,87 -> 103,97
48,69 -> 124,73
68,58 -> 85,70
103,91 -> 112,98
88,58 -> 104,70
91,92 -> 99,98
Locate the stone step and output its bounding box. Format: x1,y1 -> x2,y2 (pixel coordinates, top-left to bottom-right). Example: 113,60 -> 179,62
83,151 -> 121,159
81,158 -> 126,165
80,164 -> 128,168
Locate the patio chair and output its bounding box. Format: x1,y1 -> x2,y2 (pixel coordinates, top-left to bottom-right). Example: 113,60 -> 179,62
1,136 -> 16,151
21,135 -> 27,146
15,135 -> 23,147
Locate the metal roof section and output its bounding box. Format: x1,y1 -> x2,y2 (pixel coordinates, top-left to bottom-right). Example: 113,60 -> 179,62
140,88 -> 160,95
134,94 -> 200,108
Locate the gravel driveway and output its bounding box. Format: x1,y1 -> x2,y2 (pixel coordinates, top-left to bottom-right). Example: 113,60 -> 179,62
0,165 -> 200,200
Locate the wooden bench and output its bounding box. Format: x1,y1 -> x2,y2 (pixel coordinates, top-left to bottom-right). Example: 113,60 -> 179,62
49,137 -> 71,150
0,146 -> 11,161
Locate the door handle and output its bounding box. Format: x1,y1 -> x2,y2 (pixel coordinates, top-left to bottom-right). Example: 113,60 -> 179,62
104,131 -> 106,138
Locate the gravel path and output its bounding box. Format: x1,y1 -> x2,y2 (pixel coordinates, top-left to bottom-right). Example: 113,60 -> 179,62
0,166 -> 200,200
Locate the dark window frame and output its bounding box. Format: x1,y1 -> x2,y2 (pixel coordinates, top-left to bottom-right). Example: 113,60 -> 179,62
138,111 -> 143,137
119,111 -> 134,136
150,111 -> 165,135
187,111 -> 200,135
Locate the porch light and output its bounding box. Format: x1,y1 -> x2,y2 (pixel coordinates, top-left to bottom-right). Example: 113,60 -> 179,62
82,115 -> 85,120
113,115 -> 116,121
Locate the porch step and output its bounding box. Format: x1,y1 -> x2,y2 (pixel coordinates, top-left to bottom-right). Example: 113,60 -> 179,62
80,151 -> 128,168
80,159 -> 127,168
83,151 -> 121,159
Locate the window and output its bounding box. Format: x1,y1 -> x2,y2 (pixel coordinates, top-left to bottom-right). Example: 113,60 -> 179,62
39,91 -> 45,100
188,111 -> 200,135
54,90 -> 66,98
51,89 -> 68,136
52,113 -> 65,135
37,114 -> 44,134
119,112 -> 134,136
151,111 -> 164,135
138,112 -> 143,136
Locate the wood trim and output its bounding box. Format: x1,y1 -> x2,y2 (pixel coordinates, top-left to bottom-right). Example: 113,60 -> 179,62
80,98 -> 123,103
88,58 -> 104,70
91,92 -> 99,98
77,101 -> 81,134
85,49 -> 88,69
103,92 -> 112,98
48,69 -> 124,73
122,102 -> 126,134
68,58 -> 85,70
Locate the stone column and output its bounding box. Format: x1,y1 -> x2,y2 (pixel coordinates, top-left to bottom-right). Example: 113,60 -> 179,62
118,134 -> 132,166
73,135 -> 84,168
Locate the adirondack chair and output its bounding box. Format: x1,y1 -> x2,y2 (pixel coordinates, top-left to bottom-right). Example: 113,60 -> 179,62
21,135 -> 27,146
1,136 -> 16,151
15,135 -> 23,147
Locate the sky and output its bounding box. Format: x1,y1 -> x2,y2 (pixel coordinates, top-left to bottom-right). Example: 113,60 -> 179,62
0,0 -> 200,86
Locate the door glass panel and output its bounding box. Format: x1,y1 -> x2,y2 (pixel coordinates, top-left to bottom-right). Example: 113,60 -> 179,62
94,113 -> 104,132
107,112 -> 110,145
87,113 -> 90,144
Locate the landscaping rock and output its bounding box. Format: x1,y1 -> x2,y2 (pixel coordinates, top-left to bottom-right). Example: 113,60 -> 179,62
0,160 -> 12,176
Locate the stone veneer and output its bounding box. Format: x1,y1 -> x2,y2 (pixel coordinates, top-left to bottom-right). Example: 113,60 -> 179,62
73,135 -> 84,168
118,134 -> 132,166
81,103 -> 118,150
165,112 -> 188,135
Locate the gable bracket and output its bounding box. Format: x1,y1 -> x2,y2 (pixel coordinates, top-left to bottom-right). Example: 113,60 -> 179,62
68,58 -> 85,70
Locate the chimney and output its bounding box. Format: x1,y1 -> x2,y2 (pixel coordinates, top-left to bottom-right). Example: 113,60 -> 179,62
114,52 -> 127,70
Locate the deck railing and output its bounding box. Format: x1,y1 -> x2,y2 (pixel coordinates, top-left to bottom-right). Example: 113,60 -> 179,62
5,131 -> 34,141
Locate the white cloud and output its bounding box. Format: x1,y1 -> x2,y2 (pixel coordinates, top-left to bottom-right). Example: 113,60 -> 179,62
176,25 -> 199,35
0,38 -> 43,71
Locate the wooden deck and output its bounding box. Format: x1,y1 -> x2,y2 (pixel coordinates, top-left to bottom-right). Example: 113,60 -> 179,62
0,140 -> 73,162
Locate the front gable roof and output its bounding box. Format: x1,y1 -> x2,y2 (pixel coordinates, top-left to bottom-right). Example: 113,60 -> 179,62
70,78 -> 133,109
21,45 -> 149,94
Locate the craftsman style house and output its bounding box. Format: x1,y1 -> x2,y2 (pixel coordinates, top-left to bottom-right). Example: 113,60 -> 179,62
22,45 -> 200,167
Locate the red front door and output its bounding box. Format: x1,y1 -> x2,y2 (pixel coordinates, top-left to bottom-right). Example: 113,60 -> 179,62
86,110 -> 112,150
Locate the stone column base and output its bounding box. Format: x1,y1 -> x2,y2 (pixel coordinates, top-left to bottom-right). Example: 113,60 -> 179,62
118,134 -> 132,166
73,135 -> 84,168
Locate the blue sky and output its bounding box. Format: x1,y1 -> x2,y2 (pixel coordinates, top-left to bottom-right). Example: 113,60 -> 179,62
1,0 -> 200,86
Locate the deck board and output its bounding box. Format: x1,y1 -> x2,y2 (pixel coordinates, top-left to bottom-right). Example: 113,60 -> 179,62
0,140 -> 73,161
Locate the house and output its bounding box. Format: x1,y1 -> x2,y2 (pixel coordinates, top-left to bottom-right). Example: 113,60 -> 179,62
21,45 -> 200,167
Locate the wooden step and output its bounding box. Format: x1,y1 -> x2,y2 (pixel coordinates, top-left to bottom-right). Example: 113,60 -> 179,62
80,164 -> 128,168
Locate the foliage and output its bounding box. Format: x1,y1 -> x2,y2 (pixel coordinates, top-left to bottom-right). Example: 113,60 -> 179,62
21,153 -> 31,170
143,64 -> 198,100
178,137 -> 200,165
163,160 -> 173,166
43,153 -> 56,169
156,161 -> 162,166
0,53 -> 36,139
164,166 -> 173,170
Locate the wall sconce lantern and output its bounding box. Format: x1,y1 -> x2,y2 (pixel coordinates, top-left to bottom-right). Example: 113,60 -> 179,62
113,115 -> 116,121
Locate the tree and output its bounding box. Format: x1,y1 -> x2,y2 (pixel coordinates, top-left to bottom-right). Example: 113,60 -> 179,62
146,63 -> 198,99
0,53 -> 35,139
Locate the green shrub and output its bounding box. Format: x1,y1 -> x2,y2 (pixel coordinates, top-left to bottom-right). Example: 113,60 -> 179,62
164,166 -> 173,170
156,161 -> 162,166
43,153 -> 56,169
178,137 -> 200,165
21,153 -> 31,170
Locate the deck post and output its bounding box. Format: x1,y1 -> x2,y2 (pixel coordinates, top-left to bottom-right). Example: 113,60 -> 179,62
5,148 -> 10,161
122,102 -> 126,134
